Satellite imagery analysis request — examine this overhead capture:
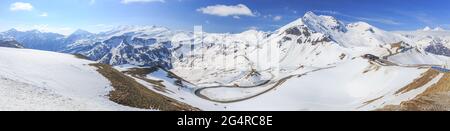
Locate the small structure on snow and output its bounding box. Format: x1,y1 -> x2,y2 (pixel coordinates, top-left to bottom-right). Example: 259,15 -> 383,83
362,54 -> 380,61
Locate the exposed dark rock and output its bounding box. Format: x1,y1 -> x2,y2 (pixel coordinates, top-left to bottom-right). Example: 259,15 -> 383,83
425,43 -> 450,57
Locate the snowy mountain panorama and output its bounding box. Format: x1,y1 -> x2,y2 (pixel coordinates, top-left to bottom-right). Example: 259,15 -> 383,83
1,12 -> 450,111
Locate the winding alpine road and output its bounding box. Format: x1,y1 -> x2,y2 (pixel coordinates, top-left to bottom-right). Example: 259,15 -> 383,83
194,66 -> 336,103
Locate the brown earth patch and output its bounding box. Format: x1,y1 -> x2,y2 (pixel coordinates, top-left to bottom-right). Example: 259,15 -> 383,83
90,63 -> 199,111
390,42 -> 402,50
122,67 -> 173,94
364,96 -> 384,105
357,96 -> 384,109
377,72 -> 450,111
390,41 -> 408,53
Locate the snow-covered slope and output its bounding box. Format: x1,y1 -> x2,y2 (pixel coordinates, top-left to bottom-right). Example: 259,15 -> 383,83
0,47 -> 138,111
195,58 -> 430,110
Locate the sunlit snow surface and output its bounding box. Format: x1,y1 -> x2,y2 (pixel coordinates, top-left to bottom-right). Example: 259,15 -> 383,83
0,47 -> 140,111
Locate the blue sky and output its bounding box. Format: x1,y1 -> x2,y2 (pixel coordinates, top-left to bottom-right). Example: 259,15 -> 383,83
0,0 -> 449,35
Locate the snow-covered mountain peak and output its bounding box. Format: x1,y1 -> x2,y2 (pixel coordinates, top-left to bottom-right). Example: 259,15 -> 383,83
105,25 -> 170,34
240,29 -> 259,34
71,29 -> 93,36
341,21 -> 411,48
302,11 -> 346,33
277,11 -> 346,36
303,11 -> 317,17
347,22 -> 377,32
66,29 -> 95,41
5,28 -> 19,33
422,26 -> 432,31
238,29 -> 267,38
276,16 -> 305,33
97,25 -> 173,41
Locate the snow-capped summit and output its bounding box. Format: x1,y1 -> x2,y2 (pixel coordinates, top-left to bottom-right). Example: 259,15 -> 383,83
277,11 -> 346,34
66,29 -> 95,40
422,26 -> 432,31
5,28 -> 19,33
420,26 -> 445,32
347,22 -> 375,31
64,29 -> 97,48
395,27 -> 450,57
302,11 -> 347,33
277,16 -> 304,33
277,12 -> 404,48
70,29 -> 93,36
98,25 -> 172,40
433,27 -> 445,31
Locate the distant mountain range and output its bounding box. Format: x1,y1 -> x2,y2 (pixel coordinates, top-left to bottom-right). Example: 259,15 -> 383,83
1,12 -> 449,70
1,12 -> 450,111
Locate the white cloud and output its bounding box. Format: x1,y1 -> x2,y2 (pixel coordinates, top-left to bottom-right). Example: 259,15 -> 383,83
10,2 -> 33,11
39,12 -> 48,17
233,16 -> 240,19
121,0 -> 165,4
273,15 -> 282,21
197,4 -> 255,17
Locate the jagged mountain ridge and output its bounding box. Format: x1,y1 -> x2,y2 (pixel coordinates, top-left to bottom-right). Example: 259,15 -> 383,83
0,12 -> 448,70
